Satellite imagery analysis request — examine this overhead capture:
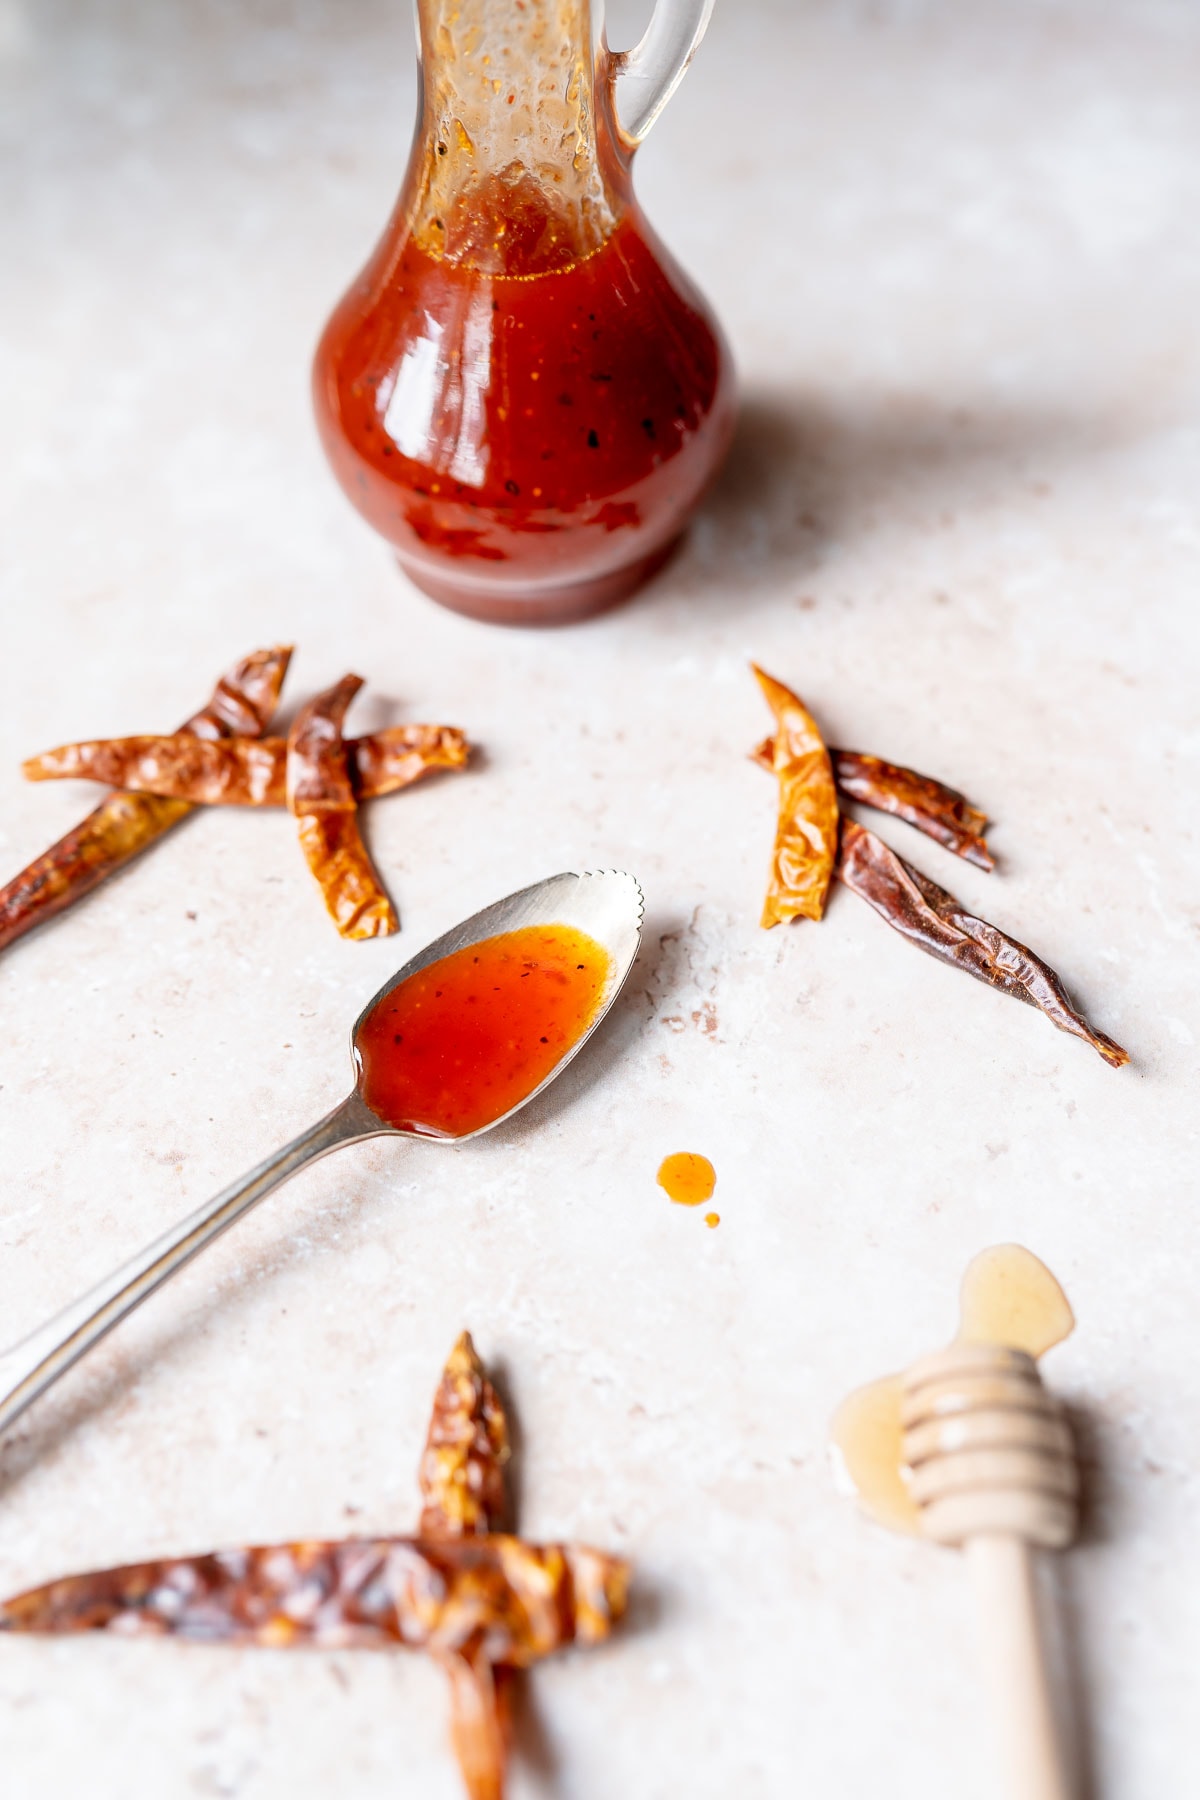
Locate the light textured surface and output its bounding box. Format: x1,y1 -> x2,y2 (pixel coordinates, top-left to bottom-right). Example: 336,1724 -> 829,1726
1,1 -> 1197,1795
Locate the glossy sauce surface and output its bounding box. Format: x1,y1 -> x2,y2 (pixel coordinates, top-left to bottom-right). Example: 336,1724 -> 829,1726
657,1153 -> 717,1208
831,1245 -> 1075,1535
314,209 -> 731,619
355,924 -> 611,1139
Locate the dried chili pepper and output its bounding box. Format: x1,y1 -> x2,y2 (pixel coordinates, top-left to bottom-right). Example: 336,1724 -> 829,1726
23,724 -> 469,806
751,665 -> 1127,1064
0,1332 -> 630,1800
0,1533 -> 625,1657
837,819 -> 1128,1066
830,749 -> 994,870
352,724 -> 468,802
419,1332 -> 514,1800
420,1330 -> 510,1538
0,646 -> 291,955
16,669 -> 467,941
286,674 -> 398,940
752,663 -> 838,927
24,735 -> 283,804
751,737 -> 994,869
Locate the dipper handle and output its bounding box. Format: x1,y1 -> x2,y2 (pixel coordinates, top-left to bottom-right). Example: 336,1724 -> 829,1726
966,1533 -> 1072,1800
901,1343 -> 1078,1800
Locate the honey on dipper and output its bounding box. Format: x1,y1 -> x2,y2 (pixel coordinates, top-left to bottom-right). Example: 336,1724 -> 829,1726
833,1246 -> 1083,1800
832,1245 -> 1075,1535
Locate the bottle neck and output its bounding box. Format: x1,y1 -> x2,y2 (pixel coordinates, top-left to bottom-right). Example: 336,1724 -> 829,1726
407,0 -> 626,274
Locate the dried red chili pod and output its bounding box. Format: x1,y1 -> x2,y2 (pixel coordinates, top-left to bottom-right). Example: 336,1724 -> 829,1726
23,734 -> 285,805
24,723 -> 469,807
751,736 -> 994,870
285,674 -> 398,939
352,723 -> 469,802
751,666 -> 1128,1063
837,819 -> 1128,1066
0,1533 -> 627,1658
0,646 -> 291,954
419,1332 -> 514,1799
752,664 -> 839,927
420,1331 -> 510,1538
0,1332 -> 630,1800
831,748 -> 994,870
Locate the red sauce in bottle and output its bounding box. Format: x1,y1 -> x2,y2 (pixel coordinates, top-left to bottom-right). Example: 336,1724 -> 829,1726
355,924 -> 612,1138
313,196 -> 734,624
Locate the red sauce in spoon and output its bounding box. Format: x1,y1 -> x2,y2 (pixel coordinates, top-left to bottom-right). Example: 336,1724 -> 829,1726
355,924 -> 612,1138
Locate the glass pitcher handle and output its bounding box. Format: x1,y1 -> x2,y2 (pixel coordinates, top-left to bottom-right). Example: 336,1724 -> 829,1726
608,0 -> 716,146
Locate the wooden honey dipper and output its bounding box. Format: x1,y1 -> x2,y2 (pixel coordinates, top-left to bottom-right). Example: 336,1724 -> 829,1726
901,1340 -> 1077,1800
833,1246 -> 1081,1800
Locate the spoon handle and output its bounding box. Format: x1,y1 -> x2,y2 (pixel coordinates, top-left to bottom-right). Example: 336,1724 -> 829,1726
0,1092 -> 380,1438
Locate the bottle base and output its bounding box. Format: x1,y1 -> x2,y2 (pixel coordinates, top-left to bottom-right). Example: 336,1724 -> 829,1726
398,538 -> 680,627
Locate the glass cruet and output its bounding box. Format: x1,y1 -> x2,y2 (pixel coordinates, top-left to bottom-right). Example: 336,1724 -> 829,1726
312,0 -> 735,625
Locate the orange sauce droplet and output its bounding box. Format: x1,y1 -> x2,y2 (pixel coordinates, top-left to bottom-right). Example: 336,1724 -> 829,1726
704,1212 -> 720,1229
657,1153 -> 716,1207
355,924 -> 611,1138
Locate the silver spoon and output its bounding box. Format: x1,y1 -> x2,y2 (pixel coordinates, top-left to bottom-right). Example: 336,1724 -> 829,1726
0,868 -> 643,1437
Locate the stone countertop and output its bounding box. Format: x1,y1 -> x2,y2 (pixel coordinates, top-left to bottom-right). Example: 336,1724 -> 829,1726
1,1 -> 1196,1795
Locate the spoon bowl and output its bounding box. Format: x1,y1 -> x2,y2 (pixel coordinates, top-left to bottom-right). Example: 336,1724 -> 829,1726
351,868 -> 643,1139
0,869 -> 643,1439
